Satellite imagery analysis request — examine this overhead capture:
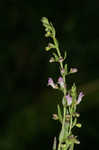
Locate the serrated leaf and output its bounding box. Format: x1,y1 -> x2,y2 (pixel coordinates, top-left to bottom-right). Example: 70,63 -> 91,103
57,105 -> 62,123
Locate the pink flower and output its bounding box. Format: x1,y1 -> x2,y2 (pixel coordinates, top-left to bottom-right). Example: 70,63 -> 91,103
77,92 -> 84,104
58,77 -> 64,88
48,78 -> 58,89
61,69 -> 65,74
66,94 -> 72,106
49,57 -> 55,63
70,68 -> 78,73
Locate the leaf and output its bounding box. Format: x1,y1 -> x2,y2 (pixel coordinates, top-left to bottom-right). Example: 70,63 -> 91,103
64,64 -> 68,75
50,22 -> 56,37
41,17 -> 49,25
71,83 -> 77,105
57,105 -> 62,123
59,121 -> 69,143
53,53 -> 59,61
62,96 -> 66,106
72,118 -> 77,128
67,135 -> 80,145
64,51 -> 67,60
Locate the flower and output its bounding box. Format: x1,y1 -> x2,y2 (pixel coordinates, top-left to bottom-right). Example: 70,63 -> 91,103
48,78 -> 58,89
70,68 -> 78,73
58,57 -> 64,62
66,94 -> 72,106
49,57 -> 55,63
60,68 -> 65,75
52,114 -> 58,120
77,92 -> 84,104
58,77 -> 64,88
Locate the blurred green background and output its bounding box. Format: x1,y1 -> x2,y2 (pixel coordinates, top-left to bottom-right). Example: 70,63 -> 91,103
0,0 -> 99,149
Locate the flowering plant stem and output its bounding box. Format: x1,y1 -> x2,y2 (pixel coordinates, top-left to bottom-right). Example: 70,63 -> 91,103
41,17 -> 84,150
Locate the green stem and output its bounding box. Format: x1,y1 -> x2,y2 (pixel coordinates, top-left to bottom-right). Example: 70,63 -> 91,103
70,144 -> 74,150
52,24 -> 74,150
53,36 -> 66,95
58,143 -> 61,150
69,115 -> 73,135
53,37 -> 63,69
53,33 -> 68,150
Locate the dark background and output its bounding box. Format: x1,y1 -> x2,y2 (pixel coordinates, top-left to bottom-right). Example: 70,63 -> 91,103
0,0 -> 99,149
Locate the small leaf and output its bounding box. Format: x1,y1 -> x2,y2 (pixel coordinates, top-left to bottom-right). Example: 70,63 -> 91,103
59,121 -> 69,142
64,64 -> 68,75
48,43 -> 55,48
57,105 -> 62,123
64,51 -> 67,60
53,53 -> 59,62
50,22 -> 56,37
45,46 -> 51,51
72,118 -> 77,127
67,135 -> 80,145
41,17 -> 49,25
55,39 -> 59,48
41,17 -> 52,32
71,83 -> 77,105
62,97 -> 66,106
45,31 -> 51,37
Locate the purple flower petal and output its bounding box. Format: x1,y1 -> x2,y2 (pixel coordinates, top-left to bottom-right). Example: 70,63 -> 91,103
66,94 -> 72,106
48,78 -> 58,89
58,77 -> 64,87
77,92 -> 84,104
61,69 -> 65,74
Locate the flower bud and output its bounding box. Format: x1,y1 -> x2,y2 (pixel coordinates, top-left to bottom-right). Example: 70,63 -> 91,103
45,31 -> 51,37
52,114 -> 58,120
70,68 -> 78,73
66,115 -> 71,121
76,123 -> 82,128
49,57 -> 55,63
73,112 -> 80,117
41,17 -> 49,25
58,57 -> 64,62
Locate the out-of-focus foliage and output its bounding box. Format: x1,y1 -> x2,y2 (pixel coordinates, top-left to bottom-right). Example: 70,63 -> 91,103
0,0 -> 99,149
